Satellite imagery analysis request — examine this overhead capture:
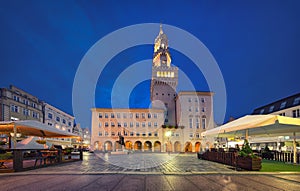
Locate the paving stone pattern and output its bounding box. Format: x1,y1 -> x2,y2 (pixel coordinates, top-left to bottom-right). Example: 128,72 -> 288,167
31,152 -> 233,174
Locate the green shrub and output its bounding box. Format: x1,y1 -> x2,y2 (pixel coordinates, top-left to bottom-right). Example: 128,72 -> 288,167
239,139 -> 255,158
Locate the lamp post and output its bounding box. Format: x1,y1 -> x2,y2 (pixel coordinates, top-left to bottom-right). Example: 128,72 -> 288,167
165,131 -> 171,154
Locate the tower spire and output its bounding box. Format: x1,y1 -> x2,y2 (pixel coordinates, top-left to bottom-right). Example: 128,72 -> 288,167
160,23 -> 163,34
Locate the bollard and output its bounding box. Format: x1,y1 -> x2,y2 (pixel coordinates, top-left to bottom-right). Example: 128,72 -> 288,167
80,150 -> 83,160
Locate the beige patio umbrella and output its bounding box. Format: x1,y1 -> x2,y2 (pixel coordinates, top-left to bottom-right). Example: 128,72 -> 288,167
0,120 -> 79,149
201,115 -> 300,164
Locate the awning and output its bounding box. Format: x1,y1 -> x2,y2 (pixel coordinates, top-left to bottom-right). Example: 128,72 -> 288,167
201,115 -> 300,138
0,120 -> 79,138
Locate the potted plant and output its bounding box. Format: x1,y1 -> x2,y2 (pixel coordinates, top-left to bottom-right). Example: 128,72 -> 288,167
237,139 -> 262,171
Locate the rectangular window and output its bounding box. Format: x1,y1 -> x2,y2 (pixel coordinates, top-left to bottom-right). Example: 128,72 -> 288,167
111,132 -> 115,136
118,122 -> 121,127
202,118 -> 206,129
130,113 -> 133,118
196,118 -> 199,129
142,133 -> 146,137
195,107 -> 199,112
99,122 -> 102,127
62,119 -> 66,124
292,109 -> 300,118
117,113 -> 120,118
111,122 -> 115,127
124,122 -> 127,127
136,122 -> 139,127
136,113 -> 139,118
33,111 -> 39,119
68,121 -> 72,126
148,132 -> 152,136
56,116 -> 60,122
188,98 -> 191,102
105,122 -> 109,127
269,106 -> 274,112
202,107 -> 206,112
142,113 -> 145,118
105,113 -> 108,118
189,118 -> 193,128
279,113 -> 286,116
11,105 -> 19,113
154,113 -> 157,118
175,133 -> 180,137
189,133 -> 193,138
148,113 -> 151,118
142,122 -> 145,127
130,122 -> 134,128
130,132 -> 134,136
148,122 -> 151,127
31,103 -> 36,108
48,113 -> 53,119
99,113 -> 103,118
98,132 -> 102,136
201,98 -> 205,103
188,107 -> 192,112
196,133 -> 200,138
123,113 -> 127,118
111,113 -> 115,118
154,132 -> 158,137
105,132 -> 109,136
13,95 -> 20,102
136,133 -> 140,136
22,99 -> 26,104
48,123 -> 52,126
293,97 -> 300,105
280,101 -> 287,109
154,122 -> 158,127
124,131 -> 128,136
23,108 -> 29,116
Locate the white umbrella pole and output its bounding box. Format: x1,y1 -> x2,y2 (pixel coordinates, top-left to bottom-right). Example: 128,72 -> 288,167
245,129 -> 249,140
293,132 -> 297,164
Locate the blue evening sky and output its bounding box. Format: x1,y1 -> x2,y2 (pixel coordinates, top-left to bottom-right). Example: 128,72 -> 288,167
0,0 -> 299,129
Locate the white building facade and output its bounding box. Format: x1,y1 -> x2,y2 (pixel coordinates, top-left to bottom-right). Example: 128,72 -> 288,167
176,91 -> 214,152
43,103 -> 74,148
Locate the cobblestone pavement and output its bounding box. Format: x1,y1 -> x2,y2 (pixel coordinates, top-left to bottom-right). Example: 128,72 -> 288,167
1,174 -> 300,190
1,153 -> 300,190
28,152 -> 233,174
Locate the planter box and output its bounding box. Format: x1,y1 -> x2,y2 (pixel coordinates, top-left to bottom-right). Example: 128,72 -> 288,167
237,156 -> 262,171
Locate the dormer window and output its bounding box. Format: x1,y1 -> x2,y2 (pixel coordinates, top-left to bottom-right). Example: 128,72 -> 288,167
269,105 -> 274,112
280,101 -> 287,109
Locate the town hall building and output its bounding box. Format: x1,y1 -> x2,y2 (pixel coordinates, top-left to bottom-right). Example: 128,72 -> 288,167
91,25 -> 214,153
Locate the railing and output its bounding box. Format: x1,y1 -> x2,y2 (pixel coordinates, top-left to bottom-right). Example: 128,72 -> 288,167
258,151 -> 300,164
198,150 -> 300,166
